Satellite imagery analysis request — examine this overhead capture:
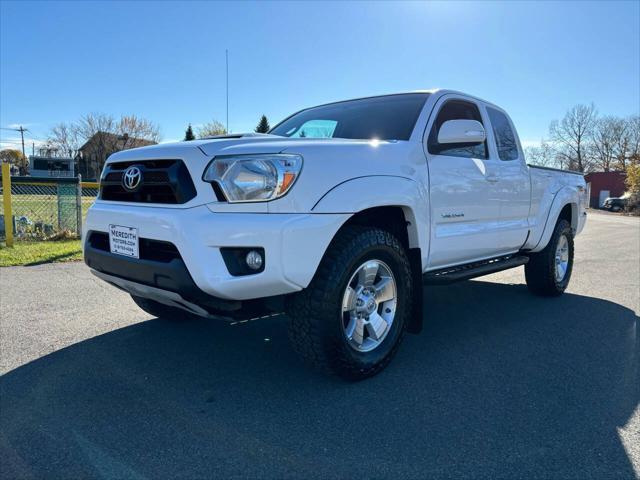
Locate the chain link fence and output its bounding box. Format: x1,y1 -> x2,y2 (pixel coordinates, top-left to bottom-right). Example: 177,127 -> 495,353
81,184 -> 100,221
1,174 -> 99,242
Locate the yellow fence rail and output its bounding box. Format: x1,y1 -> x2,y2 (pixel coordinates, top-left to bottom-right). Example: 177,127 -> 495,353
0,172 -> 100,246
2,163 -> 14,247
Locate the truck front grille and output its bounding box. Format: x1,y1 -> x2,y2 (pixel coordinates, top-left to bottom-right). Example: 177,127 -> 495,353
99,159 -> 197,204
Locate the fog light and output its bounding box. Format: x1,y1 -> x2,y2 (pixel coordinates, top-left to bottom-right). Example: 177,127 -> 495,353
246,250 -> 263,270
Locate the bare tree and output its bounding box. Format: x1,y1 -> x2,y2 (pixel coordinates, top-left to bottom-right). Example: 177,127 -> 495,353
588,115 -> 639,172
590,116 -> 626,172
47,113 -> 161,178
117,114 -> 161,149
72,113 -> 117,178
524,140 -> 557,168
197,120 -> 227,138
549,103 -> 597,172
625,115 -> 640,168
47,122 -> 80,157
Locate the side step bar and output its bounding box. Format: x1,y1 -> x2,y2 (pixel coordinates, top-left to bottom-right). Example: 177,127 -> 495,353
423,255 -> 529,285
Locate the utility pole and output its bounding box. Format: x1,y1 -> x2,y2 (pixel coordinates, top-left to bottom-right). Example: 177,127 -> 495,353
226,49 -> 229,133
17,126 -> 27,159
0,126 -> 28,158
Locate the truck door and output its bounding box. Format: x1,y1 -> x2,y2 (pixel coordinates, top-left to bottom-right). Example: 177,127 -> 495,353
484,106 -> 531,250
424,96 -> 502,268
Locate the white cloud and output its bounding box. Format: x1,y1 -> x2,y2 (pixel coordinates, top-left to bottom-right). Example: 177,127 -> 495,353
5,123 -> 38,130
0,136 -> 48,152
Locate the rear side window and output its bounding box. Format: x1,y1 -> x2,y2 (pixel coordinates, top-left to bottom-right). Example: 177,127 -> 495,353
487,107 -> 519,161
428,100 -> 487,159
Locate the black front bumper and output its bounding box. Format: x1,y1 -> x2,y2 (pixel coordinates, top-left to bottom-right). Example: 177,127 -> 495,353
84,231 -> 249,315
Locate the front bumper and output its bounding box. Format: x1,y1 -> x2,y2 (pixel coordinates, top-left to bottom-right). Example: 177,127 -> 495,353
83,202 -> 349,301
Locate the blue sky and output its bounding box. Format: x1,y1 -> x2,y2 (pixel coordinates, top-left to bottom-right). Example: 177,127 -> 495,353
1,0 -> 639,150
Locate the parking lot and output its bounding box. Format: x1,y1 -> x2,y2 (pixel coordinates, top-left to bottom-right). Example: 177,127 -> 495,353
1,210 -> 638,479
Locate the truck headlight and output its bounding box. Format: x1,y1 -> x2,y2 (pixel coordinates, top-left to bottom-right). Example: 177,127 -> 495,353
202,154 -> 303,202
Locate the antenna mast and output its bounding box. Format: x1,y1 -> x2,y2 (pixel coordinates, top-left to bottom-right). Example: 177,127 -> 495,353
226,49 -> 229,133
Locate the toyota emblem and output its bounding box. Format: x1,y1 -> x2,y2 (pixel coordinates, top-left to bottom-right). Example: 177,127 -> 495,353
122,166 -> 143,191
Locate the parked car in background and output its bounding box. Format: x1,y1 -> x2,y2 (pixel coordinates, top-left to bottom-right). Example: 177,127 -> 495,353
84,90 -> 588,380
602,195 -> 628,212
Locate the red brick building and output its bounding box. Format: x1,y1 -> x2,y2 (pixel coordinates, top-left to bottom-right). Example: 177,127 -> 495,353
584,171 -> 627,208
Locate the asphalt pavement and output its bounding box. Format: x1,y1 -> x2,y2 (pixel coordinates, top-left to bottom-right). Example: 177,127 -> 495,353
1,210 -> 638,479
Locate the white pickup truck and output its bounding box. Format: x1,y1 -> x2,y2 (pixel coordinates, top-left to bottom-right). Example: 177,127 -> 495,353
84,90 -> 587,379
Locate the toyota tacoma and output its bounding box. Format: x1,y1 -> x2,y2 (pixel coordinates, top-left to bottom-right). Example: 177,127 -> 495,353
84,90 -> 588,379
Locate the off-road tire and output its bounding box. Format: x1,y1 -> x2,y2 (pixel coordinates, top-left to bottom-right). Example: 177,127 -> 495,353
286,226 -> 413,380
131,295 -> 191,320
525,219 -> 574,296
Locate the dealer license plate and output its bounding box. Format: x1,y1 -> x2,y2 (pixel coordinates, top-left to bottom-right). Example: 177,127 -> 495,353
109,224 -> 139,258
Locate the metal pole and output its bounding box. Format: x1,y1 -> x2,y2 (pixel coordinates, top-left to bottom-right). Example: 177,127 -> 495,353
226,49 -> 229,133
76,174 -> 83,239
57,184 -> 62,232
2,163 -> 14,247
19,126 -> 26,160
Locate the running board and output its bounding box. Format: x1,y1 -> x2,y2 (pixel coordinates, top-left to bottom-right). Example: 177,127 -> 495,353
423,255 -> 529,285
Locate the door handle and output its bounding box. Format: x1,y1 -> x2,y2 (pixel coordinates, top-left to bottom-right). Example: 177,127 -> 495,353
486,175 -> 499,183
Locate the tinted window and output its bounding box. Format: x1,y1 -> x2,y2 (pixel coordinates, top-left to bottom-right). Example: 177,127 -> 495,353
270,94 -> 429,141
290,119 -> 337,138
33,159 -> 70,171
487,107 -> 519,161
33,159 -> 49,170
428,100 -> 487,159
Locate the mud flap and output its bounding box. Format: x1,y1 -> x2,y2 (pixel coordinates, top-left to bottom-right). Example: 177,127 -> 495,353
407,247 -> 423,334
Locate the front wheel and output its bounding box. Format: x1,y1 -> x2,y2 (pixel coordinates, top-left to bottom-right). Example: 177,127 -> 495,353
286,226 -> 413,380
525,219 -> 574,296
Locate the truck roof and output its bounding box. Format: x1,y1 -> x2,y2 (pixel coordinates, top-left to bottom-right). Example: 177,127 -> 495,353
298,89 -> 504,113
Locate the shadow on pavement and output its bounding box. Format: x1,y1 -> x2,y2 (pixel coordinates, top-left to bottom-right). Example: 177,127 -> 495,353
1,281 -> 638,479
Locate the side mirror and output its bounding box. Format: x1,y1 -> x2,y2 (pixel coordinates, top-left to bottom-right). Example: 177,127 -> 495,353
437,119 -> 486,145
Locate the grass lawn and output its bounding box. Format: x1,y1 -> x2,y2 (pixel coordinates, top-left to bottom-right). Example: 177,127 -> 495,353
0,240 -> 82,267
10,194 -> 96,224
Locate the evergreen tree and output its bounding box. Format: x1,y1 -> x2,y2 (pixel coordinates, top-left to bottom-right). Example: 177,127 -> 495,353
184,124 -> 196,141
255,115 -> 270,133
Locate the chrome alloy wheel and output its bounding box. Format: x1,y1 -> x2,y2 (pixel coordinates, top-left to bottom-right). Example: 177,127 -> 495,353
341,260 -> 397,352
555,234 -> 570,282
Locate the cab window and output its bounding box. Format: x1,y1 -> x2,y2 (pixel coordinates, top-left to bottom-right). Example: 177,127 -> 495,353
487,107 -> 519,161
428,100 -> 487,159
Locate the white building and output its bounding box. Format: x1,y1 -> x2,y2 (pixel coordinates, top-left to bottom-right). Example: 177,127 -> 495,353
29,155 -> 75,177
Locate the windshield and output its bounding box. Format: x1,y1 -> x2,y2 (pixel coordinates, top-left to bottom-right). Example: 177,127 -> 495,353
270,93 -> 429,141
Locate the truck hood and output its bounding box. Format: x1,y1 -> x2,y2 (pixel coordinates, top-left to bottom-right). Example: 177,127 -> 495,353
108,133 -> 386,160
196,134 -> 401,156
104,134 -> 421,212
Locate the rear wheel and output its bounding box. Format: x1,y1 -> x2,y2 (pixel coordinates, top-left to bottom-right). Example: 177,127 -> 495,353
286,226 -> 413,380
525,219 -> 574,296
130,295 -> 191,320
